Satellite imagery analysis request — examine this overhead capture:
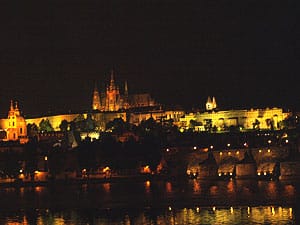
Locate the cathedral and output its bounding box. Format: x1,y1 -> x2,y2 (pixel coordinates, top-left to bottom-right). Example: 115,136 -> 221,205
0,100 -> 28,143
92,71 -> 157,112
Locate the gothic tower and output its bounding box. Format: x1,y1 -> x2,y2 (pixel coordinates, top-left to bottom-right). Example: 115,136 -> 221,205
92,81 -> 101,111
105,70 -> 120,111
123,80 -> 129,109
206,96 -> 217,111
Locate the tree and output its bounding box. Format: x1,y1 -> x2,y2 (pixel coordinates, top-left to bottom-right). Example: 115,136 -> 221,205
39,119 -> 54,132
106,118 -> 128,134
59,119 -> 69,132
27,123 -> 39,137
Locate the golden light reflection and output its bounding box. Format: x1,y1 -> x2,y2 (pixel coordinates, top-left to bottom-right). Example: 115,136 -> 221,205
267,182 -> 277,199
230,207 -> 234,214
166,182 -> 172,193
145,180 -> 151,193
289,208 -> 293,219
284,184 -> 295,196
35,186 -> 42,193
103,183 -> 110,193
271,206 -> 275,216
193,180 -> 201,193
209,185 -> 218,195
227,181 -> 234,194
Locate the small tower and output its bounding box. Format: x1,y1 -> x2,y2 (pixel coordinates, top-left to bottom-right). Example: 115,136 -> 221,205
212,96 -> 217,109
123,80 -> 130,109
206,96 -> 217,111
92,81 -> 101,111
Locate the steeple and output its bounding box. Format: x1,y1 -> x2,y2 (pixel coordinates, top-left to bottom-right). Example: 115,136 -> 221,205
10,99 -> 14,111
92,81 -> 101,111
206,96 -> 217,111
212,96 -> 217,109
124,80 -> 128,96
109,70 -> 116,90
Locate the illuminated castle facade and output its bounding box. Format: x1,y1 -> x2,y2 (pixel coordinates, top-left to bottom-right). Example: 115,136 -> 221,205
92,71 -> 156,112
178,97 -> 291,131
0,100 -> 28,143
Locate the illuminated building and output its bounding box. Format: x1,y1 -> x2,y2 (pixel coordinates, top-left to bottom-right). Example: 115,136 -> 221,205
206,96 -> 217,111
92,70 -> 157,112
179,97 -> 290,131
0,100 -> 28,143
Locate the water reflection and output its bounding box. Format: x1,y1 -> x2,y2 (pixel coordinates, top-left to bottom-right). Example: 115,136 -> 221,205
0,179 -> 298,224
0,206 -> 294,224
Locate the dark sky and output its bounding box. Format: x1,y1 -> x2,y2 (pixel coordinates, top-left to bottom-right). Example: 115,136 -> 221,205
0,0 -> 299,117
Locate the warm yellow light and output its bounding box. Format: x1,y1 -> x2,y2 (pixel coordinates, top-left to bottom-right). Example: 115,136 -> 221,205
259,149 -> 262,153
236,151 -> 239,155
268,149 -> 271,153
193,146 -> 197,150
228,152 -> 231,155
220,152 -> 223,155
103,166 -> 110,173
44,156 -> 48,161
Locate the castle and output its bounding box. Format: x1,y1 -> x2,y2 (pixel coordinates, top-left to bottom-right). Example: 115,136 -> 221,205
0,73 -> 293,144
92,70 -> 156,112
178,96 -> 291,131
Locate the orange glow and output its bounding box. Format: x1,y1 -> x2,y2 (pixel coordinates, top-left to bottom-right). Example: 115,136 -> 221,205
145,180 -> 151,193
166,182 -> 172,193
141,165 -> 151,174
102,166 -> 110,173
103,183 -> 110,193
210,185 -> 218,195
193,180 -> 201,193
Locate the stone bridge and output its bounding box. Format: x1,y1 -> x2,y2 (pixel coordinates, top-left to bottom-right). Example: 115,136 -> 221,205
163,146 -> 291,179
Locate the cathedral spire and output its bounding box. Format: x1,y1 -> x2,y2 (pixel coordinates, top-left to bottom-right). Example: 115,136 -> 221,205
124,80 -> 128,96
109,70 -> 115,89
92,81 -> 101,111
10,100 -> 14,111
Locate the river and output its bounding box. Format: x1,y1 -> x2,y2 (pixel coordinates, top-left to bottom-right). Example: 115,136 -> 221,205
0,179 -> 298,224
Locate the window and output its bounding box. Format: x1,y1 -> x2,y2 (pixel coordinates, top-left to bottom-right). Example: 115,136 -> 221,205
20,128 -> 22,134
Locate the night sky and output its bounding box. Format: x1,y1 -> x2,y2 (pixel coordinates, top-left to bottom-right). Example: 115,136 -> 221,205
0,0 -> 299,117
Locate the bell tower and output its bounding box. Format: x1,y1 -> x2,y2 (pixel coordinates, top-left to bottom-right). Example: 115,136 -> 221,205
92,81 -> 101,111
